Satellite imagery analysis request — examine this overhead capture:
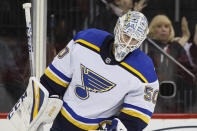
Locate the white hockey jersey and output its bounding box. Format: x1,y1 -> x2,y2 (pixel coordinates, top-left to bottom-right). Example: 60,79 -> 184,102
43,29 -> 159,130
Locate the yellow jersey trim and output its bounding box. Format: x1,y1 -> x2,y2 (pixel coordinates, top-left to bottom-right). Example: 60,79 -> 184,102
45,68 -> 68,87
121,109 -> 150,124
61,108 -> 99,130
75,39 -> 100,52
120,62 -> 148,83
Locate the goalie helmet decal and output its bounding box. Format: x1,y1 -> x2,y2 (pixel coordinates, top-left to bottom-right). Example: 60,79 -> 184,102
114,11 -> 149,62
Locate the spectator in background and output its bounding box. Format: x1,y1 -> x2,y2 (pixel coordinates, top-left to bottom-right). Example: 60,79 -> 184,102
90,0 -> 147,33
191,24 -> 197,71
0,40 -> 16,85
145,14 -> 194,113
109,0 -> 147,16
174,17 -> 191,47
177,19 -> 197,76
46,18 -> 73,66
147,14 -> 192,82
0,38 -> 25,112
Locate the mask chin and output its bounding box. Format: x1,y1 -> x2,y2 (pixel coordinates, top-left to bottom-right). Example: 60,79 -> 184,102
114,44 -> 130,62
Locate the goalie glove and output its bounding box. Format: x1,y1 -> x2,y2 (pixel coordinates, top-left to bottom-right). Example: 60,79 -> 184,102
7,77 -> 63,131
35,95 -> 63,124
101,118 -> 127,131
28,94 -> 63,131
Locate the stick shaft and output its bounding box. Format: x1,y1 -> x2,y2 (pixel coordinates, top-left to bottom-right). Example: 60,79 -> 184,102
23,3 -> 35,76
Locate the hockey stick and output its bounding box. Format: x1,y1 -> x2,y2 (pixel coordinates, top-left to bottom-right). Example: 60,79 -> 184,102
23,3 -> 43,131
23,3 -> 35,77
8,4 -> 61,131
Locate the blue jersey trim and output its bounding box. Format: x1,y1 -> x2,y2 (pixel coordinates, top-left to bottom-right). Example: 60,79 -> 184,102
63,102 -> 111,123
123,49 -> 157,83
40,74 -> 67,96
74,28 -> 112,48
49,64 -> 72,82
75,39 -> 100,54
119,112 -> 147,130
119,62 -> 148,83
123,103 -> 152,117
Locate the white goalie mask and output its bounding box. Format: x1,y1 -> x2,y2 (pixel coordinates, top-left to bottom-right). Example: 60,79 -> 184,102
114,11 -> 149,62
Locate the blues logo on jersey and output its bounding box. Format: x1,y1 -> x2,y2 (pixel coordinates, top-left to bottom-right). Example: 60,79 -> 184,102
75,64 -> 116,100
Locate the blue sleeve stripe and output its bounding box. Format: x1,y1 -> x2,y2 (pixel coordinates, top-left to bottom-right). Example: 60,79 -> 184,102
123,103 -> 152,117
49,64 -> 71,82
118,112 -> 148,130
45,68 -> 69,87
121,109 -> 150,124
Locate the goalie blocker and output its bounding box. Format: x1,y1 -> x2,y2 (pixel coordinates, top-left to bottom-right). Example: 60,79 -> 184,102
7,77 -> 63,131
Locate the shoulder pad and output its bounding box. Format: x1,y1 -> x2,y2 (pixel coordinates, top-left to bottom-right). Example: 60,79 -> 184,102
73,28 -> 112,49
120,49 -> 158,83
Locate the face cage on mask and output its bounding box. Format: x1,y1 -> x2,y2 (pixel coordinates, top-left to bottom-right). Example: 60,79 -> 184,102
114,23 -> 145,62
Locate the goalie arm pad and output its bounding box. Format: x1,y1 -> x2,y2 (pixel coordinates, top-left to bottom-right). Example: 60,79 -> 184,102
40,74 -> 66,97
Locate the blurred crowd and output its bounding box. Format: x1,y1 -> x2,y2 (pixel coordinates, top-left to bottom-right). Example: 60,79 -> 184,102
0,0 -> 197,113
143,14 -> 197,113
88,0 -> 197,113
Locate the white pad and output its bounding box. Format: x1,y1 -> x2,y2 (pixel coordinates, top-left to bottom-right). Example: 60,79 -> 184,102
7,77 -> 63,131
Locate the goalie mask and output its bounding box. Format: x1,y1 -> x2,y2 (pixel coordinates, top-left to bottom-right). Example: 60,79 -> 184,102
114,11 -> 149,62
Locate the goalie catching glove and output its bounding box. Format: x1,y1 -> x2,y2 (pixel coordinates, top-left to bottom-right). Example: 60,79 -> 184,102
7,77 -> 63,131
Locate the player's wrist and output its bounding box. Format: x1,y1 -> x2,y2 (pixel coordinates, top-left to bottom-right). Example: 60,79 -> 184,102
49,94 -> 63,100
100,118 -> 127,131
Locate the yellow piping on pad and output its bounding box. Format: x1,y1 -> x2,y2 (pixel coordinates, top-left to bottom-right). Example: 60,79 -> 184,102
33,82 -> 39,119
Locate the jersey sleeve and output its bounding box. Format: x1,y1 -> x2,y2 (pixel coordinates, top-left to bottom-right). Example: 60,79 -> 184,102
40,40 -> 74,96
118,80 -> 159,130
